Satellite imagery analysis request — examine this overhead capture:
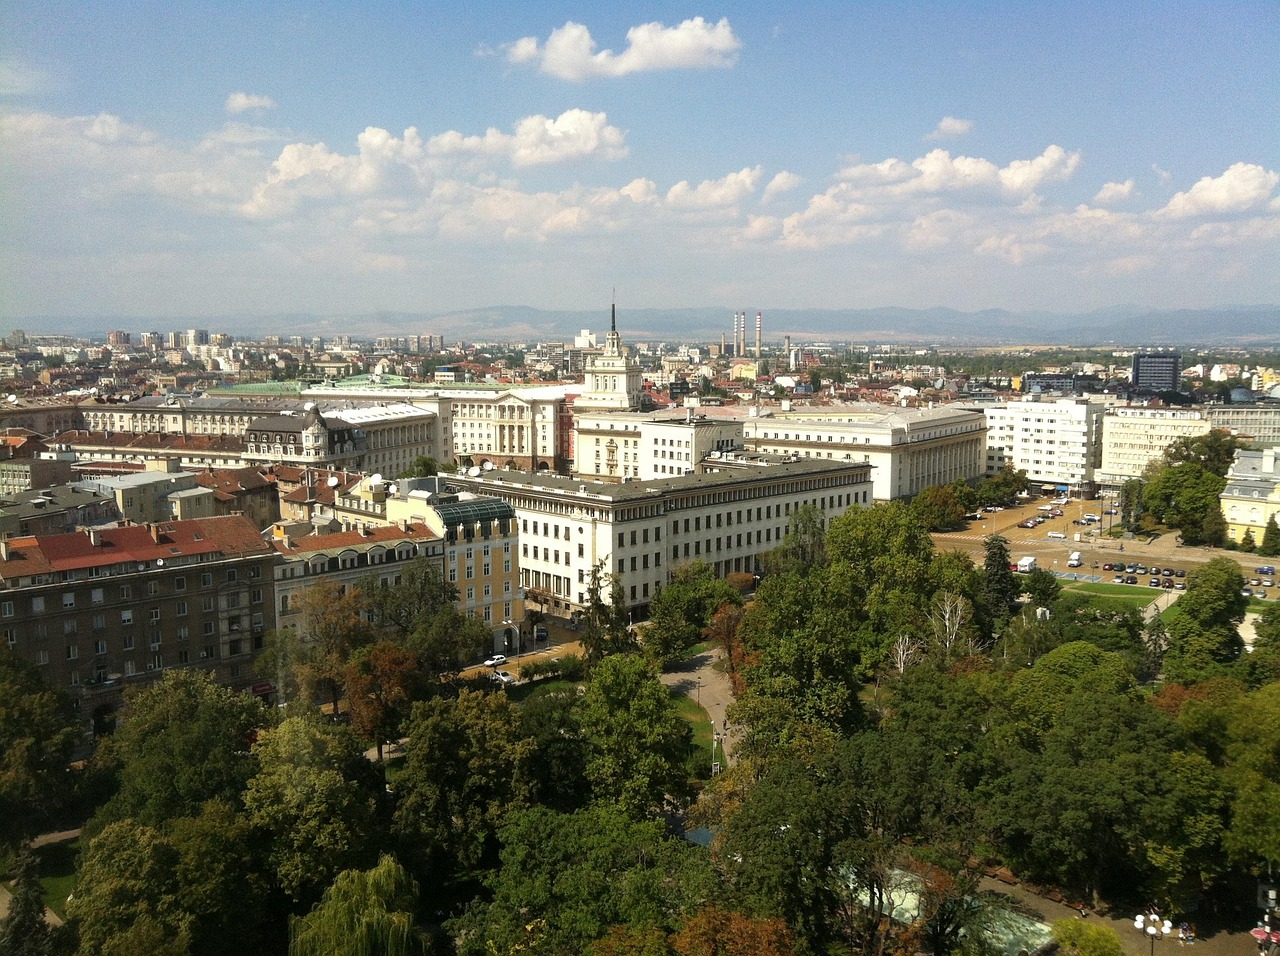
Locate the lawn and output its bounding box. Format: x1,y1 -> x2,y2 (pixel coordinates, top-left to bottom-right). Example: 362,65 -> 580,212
1061,581 -> 1160,614
671,693 -> 717,780
34,837 -> 78,920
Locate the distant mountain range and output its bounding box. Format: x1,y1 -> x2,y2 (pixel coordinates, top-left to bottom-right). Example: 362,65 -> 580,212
20,304 -> 1280,347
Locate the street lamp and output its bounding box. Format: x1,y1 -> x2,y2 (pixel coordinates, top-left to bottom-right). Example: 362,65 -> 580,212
1134,912 -> 1172,956
503,620 -> 519,658
710,720 -> 723,776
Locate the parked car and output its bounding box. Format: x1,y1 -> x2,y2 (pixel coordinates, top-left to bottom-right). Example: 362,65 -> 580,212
1103,563 -> 1114,571
1257,590 -> 1268,599
1257,566 -> 1277,576
1049,509 -> 1065,517
1113,574 -> 1125,584
1124,575 -> 1139,585
534,624 -> 549,642
1162,579 -> 1175,590
1048,531 -> 1067,539
1019,519 -> 1038,528
492,670 -> 515,685
1103,508 -> 1118,515
1149,578 -> 1162,588
1175,568 -> 1186,578
1150,566 -> 1162,575
1242,588 -> 1253,598
1174,582 -> 1186,591
483,654 -> 508,668
1162,568 -> 1174,577
1263,578 -> 1275,587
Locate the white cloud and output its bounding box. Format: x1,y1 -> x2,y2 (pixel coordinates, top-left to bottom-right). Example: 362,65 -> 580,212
1159,162 -> 1279,219
1151,163 -> 1173,185
428,108 -> 627,167
225,92 -> 278,114
762,171 -> 803,204
505,17 -> 741,81
665,166 -> 762,209
1093,179 -> 1135,204
0,57 -> 48,95
836,145 -> 1080,199
925,117 -> 974,141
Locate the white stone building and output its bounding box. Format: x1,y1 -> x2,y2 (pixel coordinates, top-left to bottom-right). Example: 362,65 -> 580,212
1098,406 -> 1211,491
967,398 -> 1105,496
740,403 -> 986,501
447,454 -> 873,618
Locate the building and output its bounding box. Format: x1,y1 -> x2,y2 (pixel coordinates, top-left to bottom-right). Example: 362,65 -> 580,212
968,398 -> 1105,496
448,454 -> 873,619
0,515 -> 276,720
385,479 -> 523,654
1130,352 -> 1182,393
1206,404 -> 1280,448
1098,406 -> 1212,492
270,521 -> 444,653
573,306 -> 644,413
0,484 -> 119,539
1221,447 -> 1280,546
77,459 -> 200,524
741,403 -> 986,501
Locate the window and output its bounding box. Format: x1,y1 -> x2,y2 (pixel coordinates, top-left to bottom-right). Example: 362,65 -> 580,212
95,639 -> 107,655
177,626 -> 189,641
119,584 -> 131,600
150,608 -> 161,623
201,572 -> 213,587
124,634 -> 134,650
0,601 -> 12,618
31,596 -> 45,614
202,597 -> 214,613
177,601 -> 187,617
147,580 -> 159,596
66,644 -> 78,660
175,576 -> 186,591
62,592 -> 75,608
121,610 -> 133,625
203,622 -> 215,636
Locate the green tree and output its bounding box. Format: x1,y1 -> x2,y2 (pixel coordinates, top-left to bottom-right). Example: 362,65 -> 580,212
293,578 -> 376,713
89,669 -> 266,835
1142,462 -> 1226,545
289,855 -> 428,956
0,844 -> 51,956
1240,529 -> 1257,551
397,455 -> 439,478
457,804 -> 713,956
1163,429 -> 1244,477
0,648 -> 79,849
761,503 -> 828,576
911,484 -> 967,531
519,689 -> 591,812
579,655 -> 693,818
1220,683 -> 1280,871
244,717 -> 381,903
1259,514 -> 1280,557
1051,919 -> 1125,956
981,534 -> 1019,622
392,689 -> 537,879
362,558 -> 487,675
580,562 -> 634,665
1022,567 -> 1061,609
68,820 -> 194,956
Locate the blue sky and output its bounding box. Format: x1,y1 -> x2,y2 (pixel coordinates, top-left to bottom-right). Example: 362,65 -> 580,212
2,2 -> 1277,323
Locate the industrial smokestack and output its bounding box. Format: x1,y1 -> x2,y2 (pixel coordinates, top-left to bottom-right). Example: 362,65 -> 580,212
785,335 -> 792,370
720,332 -> 726,355
755,312 -> 762,359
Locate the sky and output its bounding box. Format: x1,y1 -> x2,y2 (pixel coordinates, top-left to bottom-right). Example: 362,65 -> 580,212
1,1 -> 1278,325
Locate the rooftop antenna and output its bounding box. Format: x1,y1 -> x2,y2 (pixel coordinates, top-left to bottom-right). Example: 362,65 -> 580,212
611,289 -> 616,333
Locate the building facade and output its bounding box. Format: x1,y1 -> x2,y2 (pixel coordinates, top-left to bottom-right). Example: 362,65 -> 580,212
741,404 -> 986,501
1130,352 -> 1182,393
448,454 -> 873,618
968,398 -> 1104,496
1221,447 -> 1280,546
1098,406 -> 1212,491
0,515 -> 275,720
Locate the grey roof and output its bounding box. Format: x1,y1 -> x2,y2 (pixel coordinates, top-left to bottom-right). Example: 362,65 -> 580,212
433,498 -> 514,525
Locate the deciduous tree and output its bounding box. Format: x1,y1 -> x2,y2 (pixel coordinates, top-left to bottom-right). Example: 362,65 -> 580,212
244,717 -> 381,903
579,655 -> 693,818
288,855 -> 428,956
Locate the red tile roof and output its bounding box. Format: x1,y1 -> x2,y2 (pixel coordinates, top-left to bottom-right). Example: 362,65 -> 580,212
0,515 -> 272,579
272,522 -> 437,555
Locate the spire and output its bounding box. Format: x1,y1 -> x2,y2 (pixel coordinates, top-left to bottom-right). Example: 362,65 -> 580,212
611,289 -> 616,333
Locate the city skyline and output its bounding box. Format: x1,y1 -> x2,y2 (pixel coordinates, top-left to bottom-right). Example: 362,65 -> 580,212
2,2 -> 1278,322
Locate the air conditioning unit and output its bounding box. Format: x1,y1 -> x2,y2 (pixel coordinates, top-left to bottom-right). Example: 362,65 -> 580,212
199,651 -> 208,659
150,643 -> 161,651
145,663 -> 156,671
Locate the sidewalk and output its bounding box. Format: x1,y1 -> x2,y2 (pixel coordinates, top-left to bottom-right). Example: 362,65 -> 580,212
659,645 -> 737,762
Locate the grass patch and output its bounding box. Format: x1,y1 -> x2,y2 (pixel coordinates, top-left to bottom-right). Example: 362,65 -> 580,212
1247,598 -> 1272,614
1161,603 -> 1185,625
670,693 -> 716,780
686,640 -> 718,656
34,837 -> 79,920
507,678 -> 581,704
1060,582 -> 1159,614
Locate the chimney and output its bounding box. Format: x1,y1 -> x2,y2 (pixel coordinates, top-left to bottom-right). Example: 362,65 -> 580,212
88,528 -> 101,547
755,312 -> 762,359
148,522 -> 161,543
0,539 -> 8,561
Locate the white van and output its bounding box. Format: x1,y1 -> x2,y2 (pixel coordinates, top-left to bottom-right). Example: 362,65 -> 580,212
1067,551 -> 1082,567
1048,530 -> 1067,540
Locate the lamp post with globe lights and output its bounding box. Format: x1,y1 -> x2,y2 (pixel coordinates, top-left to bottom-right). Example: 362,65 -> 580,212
1135,912 -> 1172,956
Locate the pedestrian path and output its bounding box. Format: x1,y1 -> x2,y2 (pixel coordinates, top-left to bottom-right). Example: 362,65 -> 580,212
658,645 -> 737,763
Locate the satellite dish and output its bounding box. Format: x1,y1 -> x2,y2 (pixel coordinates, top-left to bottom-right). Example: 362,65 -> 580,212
386,482 -> 397,495
6,395 -> 16,404
482,461 -> 494,470
156,558 -> 164,566
468,466 -> 482,477
327,476 -> 340,488
370,473 -> 383,485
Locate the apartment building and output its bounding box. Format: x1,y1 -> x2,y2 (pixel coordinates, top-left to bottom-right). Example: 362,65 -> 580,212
968,398 -> 1105,496
0,515 -> 275,719
1206,404 -> 1280,448
572,410 -> 743,482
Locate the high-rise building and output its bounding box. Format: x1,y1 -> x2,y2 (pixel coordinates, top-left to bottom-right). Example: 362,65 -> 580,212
1131,352 -> 1182,393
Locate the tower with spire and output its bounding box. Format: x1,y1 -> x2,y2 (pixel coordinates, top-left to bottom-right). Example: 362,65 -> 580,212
577,300 -> 643,411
